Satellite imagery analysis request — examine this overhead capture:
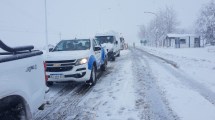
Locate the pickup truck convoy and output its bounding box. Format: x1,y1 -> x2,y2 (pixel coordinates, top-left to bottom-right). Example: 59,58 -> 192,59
0,40 -> 46,119
95,34 -> 121,61
45,38 -> 107,86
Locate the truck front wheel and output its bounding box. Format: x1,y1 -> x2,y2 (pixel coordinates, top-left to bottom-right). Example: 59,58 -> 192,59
0,96 -> 31,120
112,56 -> 115,61
46,81 -> 53,86
101,60 -> 107,71
116,51 -> 120,57
88,66 -> 97,86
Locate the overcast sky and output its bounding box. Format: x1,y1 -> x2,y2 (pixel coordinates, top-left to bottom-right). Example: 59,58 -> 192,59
0,0 -> 211,48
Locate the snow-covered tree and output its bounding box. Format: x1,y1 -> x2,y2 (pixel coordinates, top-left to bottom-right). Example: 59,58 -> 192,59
196,0 -> 215,45
140,7 -> 179,47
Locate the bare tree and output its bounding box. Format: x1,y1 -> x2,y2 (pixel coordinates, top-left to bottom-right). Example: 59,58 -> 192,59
196,0 -> 215,45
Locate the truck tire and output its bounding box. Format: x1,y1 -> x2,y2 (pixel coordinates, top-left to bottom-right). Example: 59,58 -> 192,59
88,66 -> 97,86
46,81 -> 53,86
112,56 -> 115,61
0,96 -> 30,120
101,61 -> 107,71
116,51 -> 120,57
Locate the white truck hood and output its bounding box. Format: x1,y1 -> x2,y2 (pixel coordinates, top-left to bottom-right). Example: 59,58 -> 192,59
45,50 -> 90,61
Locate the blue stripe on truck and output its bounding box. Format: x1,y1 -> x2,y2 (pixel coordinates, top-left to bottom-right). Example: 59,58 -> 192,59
88,55 -> 96,70
101,48 -> 106,64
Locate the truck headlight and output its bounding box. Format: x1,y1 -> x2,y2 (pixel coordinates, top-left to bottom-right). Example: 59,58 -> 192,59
76,58 -> 88,65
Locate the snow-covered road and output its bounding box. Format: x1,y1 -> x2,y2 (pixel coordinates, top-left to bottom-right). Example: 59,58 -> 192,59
34,48 -> 215,120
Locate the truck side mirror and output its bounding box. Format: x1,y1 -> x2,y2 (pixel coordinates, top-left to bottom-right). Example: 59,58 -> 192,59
94,46 -> 101,51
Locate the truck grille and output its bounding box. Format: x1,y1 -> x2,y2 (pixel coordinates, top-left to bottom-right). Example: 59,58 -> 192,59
46,60 -> 76,72
46,66 -> 73,72
46,60 -> 76,63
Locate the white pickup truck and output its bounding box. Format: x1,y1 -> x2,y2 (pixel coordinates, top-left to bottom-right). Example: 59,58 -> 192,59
0,40 -> 47,120
95,34 -> 121,61
45,38 -> 107,86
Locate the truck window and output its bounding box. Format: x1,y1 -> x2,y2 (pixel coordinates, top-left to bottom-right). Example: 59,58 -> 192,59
53,39 -> 91,51
95,36 -> 114,44
93,40 -> 98,47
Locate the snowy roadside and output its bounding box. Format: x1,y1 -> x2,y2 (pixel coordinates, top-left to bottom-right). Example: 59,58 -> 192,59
138,46 -> 215,93
135,46 -> 215,120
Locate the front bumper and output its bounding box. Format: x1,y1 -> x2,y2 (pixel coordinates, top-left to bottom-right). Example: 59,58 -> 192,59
46,64 -> 91,82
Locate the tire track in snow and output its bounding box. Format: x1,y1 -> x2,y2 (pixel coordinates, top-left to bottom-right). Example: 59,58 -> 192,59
59,70 -> 107,120
137,48 -> 215,106
37,83 -> 92,120
34,83 -> 79,119
70,52 -> 140,120
67,59 -> 130,120
137,48 -> 179,69
131,48 -> 179,120
51,84 -> 92,120
34,68 -> 106,120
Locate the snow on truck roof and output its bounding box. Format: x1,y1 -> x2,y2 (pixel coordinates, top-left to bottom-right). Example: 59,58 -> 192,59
95,32 -> 120,37
167,34 -> 199,38
95,34 -> 115,37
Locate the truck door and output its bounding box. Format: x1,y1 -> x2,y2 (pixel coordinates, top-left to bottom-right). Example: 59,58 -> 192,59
93,40 -> 102,67
113,36 -> 120,54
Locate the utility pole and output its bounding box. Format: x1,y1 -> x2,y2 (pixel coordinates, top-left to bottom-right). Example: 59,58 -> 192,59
45,0 -> 49,53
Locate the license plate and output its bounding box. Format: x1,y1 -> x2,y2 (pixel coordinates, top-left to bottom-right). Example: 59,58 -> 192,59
50,74 -> 64,79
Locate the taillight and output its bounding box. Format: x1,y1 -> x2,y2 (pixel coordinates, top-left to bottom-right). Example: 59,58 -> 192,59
43,62 -> 48,81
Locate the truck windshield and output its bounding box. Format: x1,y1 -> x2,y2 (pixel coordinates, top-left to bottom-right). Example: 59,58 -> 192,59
53,39 -> 91,51
95,36 -> 114,44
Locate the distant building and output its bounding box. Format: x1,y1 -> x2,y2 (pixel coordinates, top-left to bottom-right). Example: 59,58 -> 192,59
164,34 -> 201,48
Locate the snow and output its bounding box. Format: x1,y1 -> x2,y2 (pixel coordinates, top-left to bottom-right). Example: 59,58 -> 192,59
95,31 -> 120,37
138,46 -> 215,92
100,43 -> 114,53
45,50 -> 90,61
35,47 -> 215,120
143,47 -> 215,61
138,46 -> 215,120
148,59 -> 215,120
75,50 -> 139,120
167,34 -> 199,38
